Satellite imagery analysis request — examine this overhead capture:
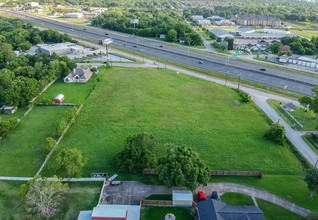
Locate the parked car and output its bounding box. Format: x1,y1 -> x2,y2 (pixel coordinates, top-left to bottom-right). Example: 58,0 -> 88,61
260,68 -> 267,71
198,190 -> 206,201
198,61 -> 203,64
212,191 -> 219,200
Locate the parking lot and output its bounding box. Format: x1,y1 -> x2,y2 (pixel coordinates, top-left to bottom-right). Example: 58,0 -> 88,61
103,181 -> 171,205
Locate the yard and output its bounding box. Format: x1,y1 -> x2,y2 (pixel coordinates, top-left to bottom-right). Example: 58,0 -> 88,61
0,106 -> 72,176
0,181 -> 101,219
221,192 -> 305,219
42,67 -> 303,177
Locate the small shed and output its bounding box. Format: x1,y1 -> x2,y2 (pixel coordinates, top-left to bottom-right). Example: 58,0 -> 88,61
1,105 -> 17,114
284,102 -> 296,112
54,94 -> 65,104
172,190 -> 193,207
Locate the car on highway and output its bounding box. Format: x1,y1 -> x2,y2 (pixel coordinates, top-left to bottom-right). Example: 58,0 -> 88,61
198,61 -> 204,64
260,68 -> 267,71
83,28 -> 87,30
159,45 -> 163,48
105,33 -> 109,35
198,190 -> 206,201
212,191 -> 219,200
133,45 -> 139,48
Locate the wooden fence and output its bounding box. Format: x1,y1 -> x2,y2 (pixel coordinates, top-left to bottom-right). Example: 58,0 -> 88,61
210,170 -> 262,178
140,200 -> 172,207
143,169 -> 262,178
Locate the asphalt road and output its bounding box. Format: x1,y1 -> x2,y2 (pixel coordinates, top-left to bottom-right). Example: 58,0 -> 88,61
2,10 -> 318,95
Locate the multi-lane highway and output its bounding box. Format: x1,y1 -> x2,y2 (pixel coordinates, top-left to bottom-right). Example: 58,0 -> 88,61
2,9 -> 318,95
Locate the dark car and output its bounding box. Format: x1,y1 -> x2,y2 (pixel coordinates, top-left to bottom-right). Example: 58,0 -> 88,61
198,190 -> 207,201
212,191 -> 219,200
133,45 -> 139,48
198,61 -> 204,64
105,33 -> 109,35
260,68 -> 267,71
83,28 -> 87,30
159,45 -> 163,48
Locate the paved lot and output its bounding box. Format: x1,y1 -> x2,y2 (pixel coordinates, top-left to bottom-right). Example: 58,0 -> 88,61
103,181 -> 171,205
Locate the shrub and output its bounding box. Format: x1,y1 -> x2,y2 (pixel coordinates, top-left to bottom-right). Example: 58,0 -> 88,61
264,123 -> 285,145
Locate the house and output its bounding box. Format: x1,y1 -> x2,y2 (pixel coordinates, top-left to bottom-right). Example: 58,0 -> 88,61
172,190 -> 193,207
1,105 -> 17,114
210,29 -> 234,39
64,68 -> 93,83
159,34 -> 166,39
77,204 -> 140,220
257,42 -> 271,51
25,2 -> 39,8
54,94 -> 65,104
198,19 -> 211,26
215,19 -> 235,26
179,37 -> 186,43
197,199 -> 265,220
192,15 -> 204,20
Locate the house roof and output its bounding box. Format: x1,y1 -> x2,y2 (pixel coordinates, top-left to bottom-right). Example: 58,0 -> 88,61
197,199 -> 265,220
210,29 -> 234,38
280,45 -> 291,51
77,211 -> 93,220
173,190 -> 193,201
92,205 -> 127,218
69,68 -> 92,80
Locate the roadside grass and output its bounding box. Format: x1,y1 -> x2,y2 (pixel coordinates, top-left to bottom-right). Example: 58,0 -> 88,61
140,206 -> 193,220
197,30 -> 212,41
213,174 -> 318,212
208,25 -> 237,32
36,76 -> 98,104
257,199 -> 306,220
221,192 -> 254,206
267,99 -> 316,130
42,67 -> 303,177
302,135 -> 318,154
0,181 -> 101,219
285,21 -> 318,38
0,106 -> 72,176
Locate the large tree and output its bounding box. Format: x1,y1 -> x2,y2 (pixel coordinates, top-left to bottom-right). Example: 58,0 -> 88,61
57,147 -> 86,178
19,176 -> 68,218
157,144 -> 210,190
166,29 -> 177,42
304,168 -> 318,200
113,132 -> 157,173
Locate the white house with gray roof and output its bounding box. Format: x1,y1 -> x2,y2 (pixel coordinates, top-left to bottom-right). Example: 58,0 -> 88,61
64,68 -> 93,83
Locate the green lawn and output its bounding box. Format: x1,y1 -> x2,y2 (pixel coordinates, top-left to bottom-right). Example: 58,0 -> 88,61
268,99 -> 316,131
140,207 -> 193,220
37,76 -> 98,104
0,107 -> 28,122
257,199 -> 306,220
0,106 -> 72,176
221,192 -> 255,206
0,181 -> 101,219
42,67 -> 303,177
213,175 -> 318,212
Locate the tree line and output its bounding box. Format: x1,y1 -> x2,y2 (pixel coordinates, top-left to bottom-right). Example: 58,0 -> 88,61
180,0 -> 318,23
92,8 -> 203,45
0,17 -> 76,108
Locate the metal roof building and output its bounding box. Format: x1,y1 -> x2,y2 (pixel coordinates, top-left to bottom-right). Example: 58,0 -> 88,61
210,29 -> 234,39
172,190 -> 193,207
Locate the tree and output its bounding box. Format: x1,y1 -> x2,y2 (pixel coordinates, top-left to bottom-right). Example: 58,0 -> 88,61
45,137 -> 56,152
113,132 -> 157,173
299,96 -> 312,109
157,144 -> 210,190
264,123 -> 285,145
304,168 -> 318,200
224,37 -> 234,50
305,87 -> 318,118
19,176 -> 68,218
166,29 -> 177,42
57,147 -> 86,178
270,42 -> 282,54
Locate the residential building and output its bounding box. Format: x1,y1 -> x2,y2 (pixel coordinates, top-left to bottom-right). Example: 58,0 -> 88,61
207,16 -> 224,20
192,15 -> 204,20
25,2 -> 39,8
215,19 -> 235,26
210,29 -> 234,39
197,199 -> 265,220
1,106 -> 17,114
198,19 -> 211,26
280,45 -> 291,52
231,15 -> 281,27
64,68 -> 93,83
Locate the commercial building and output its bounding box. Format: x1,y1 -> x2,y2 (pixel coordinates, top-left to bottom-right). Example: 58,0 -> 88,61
37,42 -> 84,55
210,29 -> 234,39
231,15 -> 281,27
64,12 -> 83,18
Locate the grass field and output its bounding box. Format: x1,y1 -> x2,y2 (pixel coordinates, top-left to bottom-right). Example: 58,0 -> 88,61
268,99 -> 316,130
0,181 -> 101,219
257,199 -> 306,220
221,192 -> 254,206
37,76 -> 98,104
140,207 -> 193,220
213,175 -> 318,212
42,67 -> 303,177
0,106 -> 72,176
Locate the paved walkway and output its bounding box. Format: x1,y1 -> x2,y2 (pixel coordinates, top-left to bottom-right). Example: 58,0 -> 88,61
201,182 -> 312,217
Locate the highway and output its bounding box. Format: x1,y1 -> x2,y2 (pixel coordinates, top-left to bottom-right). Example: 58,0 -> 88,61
2,10 -> 318,95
